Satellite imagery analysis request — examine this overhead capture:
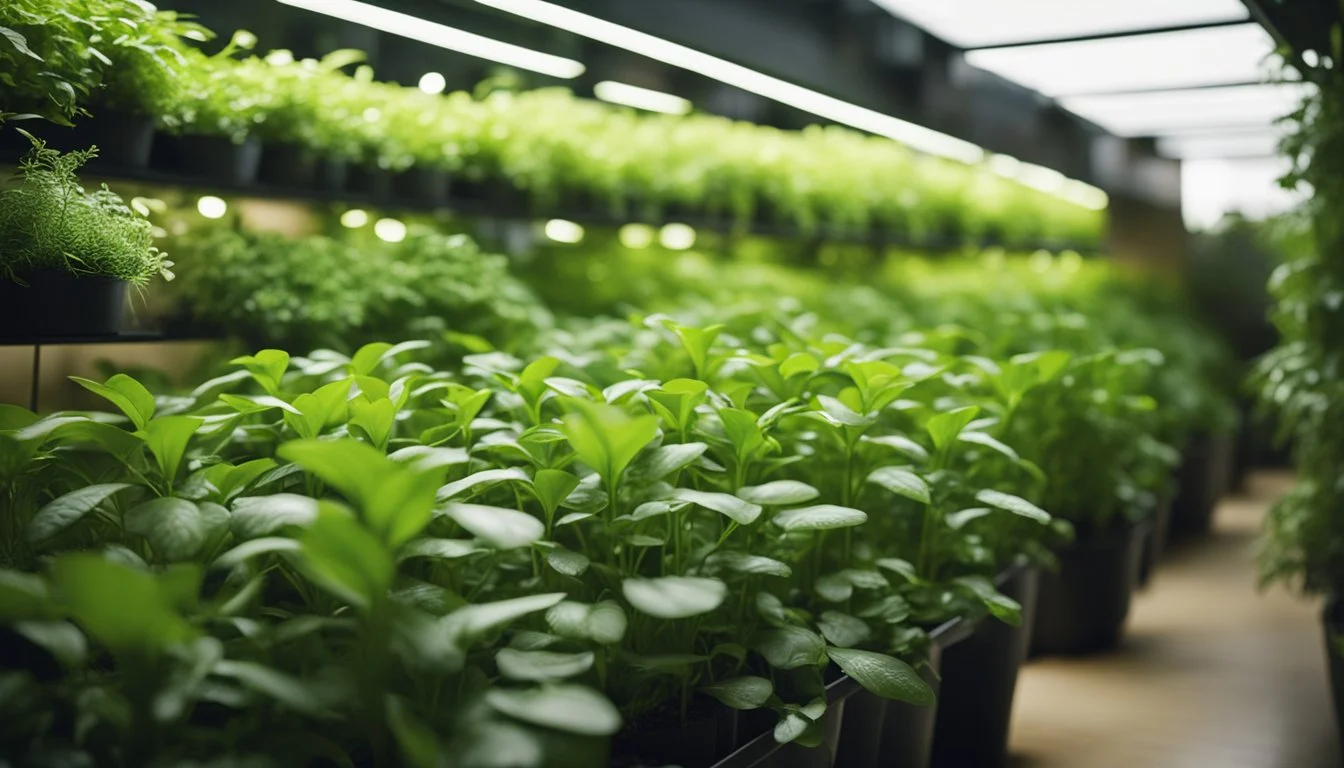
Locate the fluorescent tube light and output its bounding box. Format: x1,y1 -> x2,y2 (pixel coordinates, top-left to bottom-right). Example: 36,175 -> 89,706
868,0 -> 1248,49
964,24 -> 1274,97
275,0 -> 585,79
473,0 -> 985,164
1061,84 -> 1312,137
1156,131 -> 1284,159
1182,156 -> 1304,230
594,81 -> 692,115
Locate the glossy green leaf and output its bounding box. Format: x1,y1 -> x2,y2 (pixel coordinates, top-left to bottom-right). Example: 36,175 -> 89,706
142,415 -> 203,485
486,684 -> 622,736
231,494 -> 320,539
974,489 -> 1050,523
756,625 -> 826,669
71,374 -> 155,429
700,676 -> 773,710
51,554 -> 198,653
444,503 -> 544,549
496,649 -> 595,682
818,611 -> 871,648
295,504 -> 394,610
926,406 -> 980,451
623,576 -> 727,619
124,498 -> 206,562
772,505 -> 867,531
867,467 -> 931,504
826,647 -> 933,704
735,480 -> 819,506
560,400 -> 659,485
28,484 -> 132,546
670,489 -> 762,525
954,575 -> 1023,626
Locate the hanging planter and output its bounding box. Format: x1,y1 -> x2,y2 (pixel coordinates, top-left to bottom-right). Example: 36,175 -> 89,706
1032,518 -> 1150,655
0,271 -> 128,339
929,563 -> 1041,768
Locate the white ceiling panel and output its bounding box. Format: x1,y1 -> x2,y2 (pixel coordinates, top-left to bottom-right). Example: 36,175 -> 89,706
963,24 -> 1275,97
868,0 -> 1248,49
1156,129 -> 1286,159
1060,84 -> 1313,137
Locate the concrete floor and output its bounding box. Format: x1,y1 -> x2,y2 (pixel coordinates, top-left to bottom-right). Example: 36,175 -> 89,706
1009,471 -> 1341,768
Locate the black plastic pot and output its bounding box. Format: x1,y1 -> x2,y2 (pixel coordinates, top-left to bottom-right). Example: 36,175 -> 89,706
1138,494 -> 1174,587
1170,432 -> 1236,536
393,167 -> 451,205
0,271 -> 127,338
315,157 -> 349,192
929,563 -> 1040,768
154,134 -> 263,185
347,164 -> 394,199
1323,598 -> 1344,757
614,702 -> 738,768
257,142 -> 318,188
40,110 -> 157,168
1032,518 -> 1150,655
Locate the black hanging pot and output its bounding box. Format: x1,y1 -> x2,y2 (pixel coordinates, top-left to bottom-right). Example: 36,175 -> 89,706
929,563 -> 1040,768
0,270 -> 127,339
1170,432 -> 1236,536
257,142 -> 318,188
393,166 -> 451,205
1032,517 -> 1150,655
153,133 -> 263,185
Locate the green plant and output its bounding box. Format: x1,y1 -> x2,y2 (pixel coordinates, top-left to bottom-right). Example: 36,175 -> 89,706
0,131 -> 171,284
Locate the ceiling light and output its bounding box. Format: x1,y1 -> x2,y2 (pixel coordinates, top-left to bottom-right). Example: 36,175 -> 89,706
197,195 -> 228,219
374,217 -> 407,243
276,0 -> 585,79
418,71 -> 447,94
1061,83 -> 1313,137
619,223 -> 655,249
868,0 -> 1248,49
1182,156 -> 1305,230
594,81 -> 692,115
964,24 -> 1274,97
544,218 -> 585,243
473,0 -> 985,163
659,223 -> 696,250
340,209 -> 370,228
1156,130 -> 1284,159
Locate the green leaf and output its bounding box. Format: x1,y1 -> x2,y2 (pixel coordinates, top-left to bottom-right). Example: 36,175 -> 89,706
0,570 -> 52,621
231,350 -> 290,394
437,468 -> 531,502
631,442 -> 708,481
974,489 -> 1050,524
125,498 -> 206,562
546,600 -> 626,644
867,467 -> 931,505
486,684 -> 622,736
772,505 -> 867,531
71,374 -> 156,429
231,494 -> 320,539
815,395 -> 871,427
458,722 -> 542,768
399,538 -> 482,562
735,481 -> 819,506
700,676 -> 773,710
214,659 -> 327,715
0,26 -> 42,60
14,620 -> 86,668
954,575 -> 1022,626
444,503 -> 544,550
350,341 -> 430,375
755,625 -> 826,669
51,554 -> 198,653
496,649 -> 595,682
220,393 -> 301,415
531,469 -> 581,518
560,400 -> 659,486
142,416 -> 203,485
349,397 -> 397,450
545,547 -> 590,577
863,435 -> 930,462
946,508 -> 992,529
926,406 -> 980,451
958,431 -> 1020,462
623,577 -> 727,619
444,593 -> 567,641
774,711 -> 810,744
818,611 -> 871,648
213,537 -> 303,570
28,484 -> 132,546
826,647 -> 933,704
705,551 -> 792,578
296,504 -> 394,610
390,446 -> 471,471
386,695 -> 439,768
670,489 -> 762,525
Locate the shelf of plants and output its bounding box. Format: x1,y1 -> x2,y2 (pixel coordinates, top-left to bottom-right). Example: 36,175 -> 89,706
0,2 -> 1242,768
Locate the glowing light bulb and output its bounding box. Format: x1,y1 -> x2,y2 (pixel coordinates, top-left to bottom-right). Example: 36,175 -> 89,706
374,218 -> 407,242
544,219 -> 585,244
418,71 -> 447,94
341,209 -> 370,228
659,222 -> 696,250
197,196 -> 227,219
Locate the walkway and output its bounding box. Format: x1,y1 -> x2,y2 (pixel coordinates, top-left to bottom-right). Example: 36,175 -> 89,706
1009,471 -> 1341,768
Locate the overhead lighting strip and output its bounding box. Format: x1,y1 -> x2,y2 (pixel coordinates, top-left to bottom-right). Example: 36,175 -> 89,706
594,81 -> 693,115
473,0 -> 986,164
276,0 -> 585,79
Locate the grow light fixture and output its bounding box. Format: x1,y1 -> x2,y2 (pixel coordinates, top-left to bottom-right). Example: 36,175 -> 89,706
619,223 -> 655,249
418,71 -> 447,94
374,218 -> 407,243
472,0 -> 985,164
274,0 -> 585,79
594,81 -> 692,115
1155,131 -> 1284,160
659,223 -> 696,251
1060,83 -> 1313,137
964,24 -> 1274,97
197,196 -> 228,219
867,0 -> 1249,50
544,219 -> 585,244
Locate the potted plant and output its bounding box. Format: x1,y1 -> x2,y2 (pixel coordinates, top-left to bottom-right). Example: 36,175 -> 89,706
0,132 -> 172,338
